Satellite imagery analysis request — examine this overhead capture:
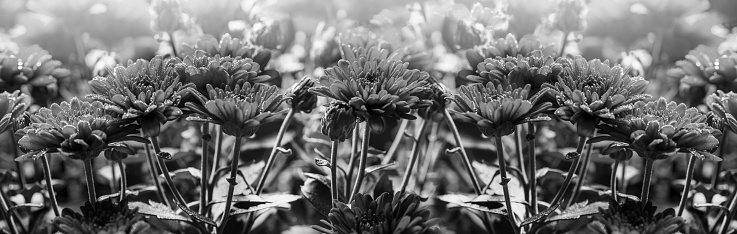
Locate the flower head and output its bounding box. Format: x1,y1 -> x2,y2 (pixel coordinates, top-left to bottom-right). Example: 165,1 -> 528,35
464,50 -> 563,98
176,51 -> 274,95
451,83 -> 551,137
0,91 -> 28,133
707,90 -> 737,133
465,34 -> 554,63
290,76 -> 318,113
670,46 -> 737,105
549,56 -> 650,137
0,45 -> 70,93
180,34 -> 272,70
594,98 -> 721,161
247,16 -> 295,53
16,98 -> 144,161
321,102 -> 357,142
185,83 -> 289,137
550,0 -> 588,33
587,199 -> 685,234
441,16 -> 490,53
149,0 -> 186,33
313,192 -> 437,234
53,199 -> 150,234
309,54 -> 433,133
87,56 -> 191,137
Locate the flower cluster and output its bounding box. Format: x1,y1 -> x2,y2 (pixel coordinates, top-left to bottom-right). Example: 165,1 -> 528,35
0,45 -> 70,93
588,199 -> 686,234
175,50 -> 274,95
670,47 -> 737,105
463,50 -> 563,97
53,199 -> 151,234
707,90 -> 737,133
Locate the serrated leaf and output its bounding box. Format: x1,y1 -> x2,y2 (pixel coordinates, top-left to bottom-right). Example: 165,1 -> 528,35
300,178 -> 332,217
468,194 -> 528,208
365,162 -> 396,175
520,202 -> 560,227
129,201 -> 192,223
546,201 -> 607,222
176,201 -> 216,226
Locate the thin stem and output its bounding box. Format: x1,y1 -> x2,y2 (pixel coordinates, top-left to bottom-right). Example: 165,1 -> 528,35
495,136 -> 517,229
83,159 -> 97,205
569,132 -> 596,207
208,127 -> 224,201
400,119 -> 429,194
610,160 -> 619,203
110,160 -> 117,196
443,109 -> 483,195
41,155 -> 61,216
527,122 -> 538,215
381,119 -> 409,165
549,136 -> 587,208
677,155 -> 697,216
330,140 -> 340,206
0,181 -> 19,234
620,160 -> 628,193
167,31 -> 179,58
255,109 -> 295,195
9,133 -> 26,189
720,184 -> 737,234
150,137 -> 187,206
640,159 -> 654,208
118,160 -> 127,201
712,132 -> 728,188
221,135 -> 243,226
345,125 -> 360,198
200,123 -> 210,215
514,128 -> 527,202
348,124 -> 371,202
142,131 -> 169,207
559,31 -> 570,58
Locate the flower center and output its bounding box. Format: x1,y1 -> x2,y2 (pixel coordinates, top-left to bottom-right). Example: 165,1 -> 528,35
356,213 -> 386,232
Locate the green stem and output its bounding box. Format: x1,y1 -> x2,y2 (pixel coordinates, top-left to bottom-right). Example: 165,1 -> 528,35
677,155 -> 696,216
549,136 -> 587,208
399,119 -> 429,194
0,182 -> 19,234
221,135 -> 243,226
348,124 -> 371,202
443,109 -> 483,195
641,159 -> 654,208
330,140 -> 340,206
712,132 -> 728,188
527,122 -> 538,215
381,119 -> 409,165
208,127 -> 224,201
118,160 -> 127,201
142,131 -> 169,207
255,109 -> 295,195
150,137 -> 188,206
569,132 -> 596,207
9,132 -> 26,189
514,127 -> 528,202
200,123 -> 210,215
345,125 -> 360,198
167,31 -> 179,58
495,136 -> 517,229
610,160 -> 619,203
720,184 -> 737,234
41,155 -> 61,216
83,159 -> 97,205
559,31 -> 570,58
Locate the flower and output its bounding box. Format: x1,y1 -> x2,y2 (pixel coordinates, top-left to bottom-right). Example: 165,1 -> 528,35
247,16 -> 296,53
707,90 -> 737,133
669,46 -> 737,105
465,34 -> 555,64
550,0 -> 588,33
593,98 -> 721,161
0,45 -> 70,93
603,145 -> 633,161
549,55 -> 650,137
441,16 -> 490,53
87,56 -> 192,137
53,199 -> 151,234
587,199 -> 685,234
290,76 -> 318,113
185,83 -> 289,137
463,50 -> 563,98
175,51 -> 275,95
451,83 -> 551,137
149,0 -> 186,33
309,54 -> 433,133
312,192 -> 438,234
0,91 -> 28,133
179,33 -> 272,70
321,101 -> 357,142
310,22 -> 341,69
15,98 -> 144,161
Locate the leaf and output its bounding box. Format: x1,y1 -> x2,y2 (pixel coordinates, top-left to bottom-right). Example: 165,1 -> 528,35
176,201 -> 216,226
129,201 -> 192,223
437,194 -> 507,216
546,201 -> 608,222
365,162 -> 396,175
520,202 -> 560,227
300,178 -> 332,217
468,194 -> 528,208
373,174 -> 394,198
230,194 -> 300,216
172,167 -> 202,181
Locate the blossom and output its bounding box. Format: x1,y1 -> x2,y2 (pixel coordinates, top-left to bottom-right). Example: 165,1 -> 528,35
669,46 -> 737,105
16,98 -> 144,161
549,56 -> 650,137
550,0 -> 588,33
309,53 -> 433,133
417,78 -> 451,121
465,34 -> 555,63
0,45 -> 70,93
593,98 -> 721,161
247,16 -> 295,53
587,199 -> 685,234
463,50 -> 563,98
179,33 -> 272,70
53,199 -> 151,234
312,192 -> 438,234
707,91 -> 737,133
87,56 -> 191,137
310,22 -> 341,69
451,83 -> 551,137
290,76 -> 318,113
0,90 -> 28,133
185,83 -> 289,137
175,51 -> 274,95
441,15 -> 490,53
321,101 -> 357,142
149,0 -> 186,33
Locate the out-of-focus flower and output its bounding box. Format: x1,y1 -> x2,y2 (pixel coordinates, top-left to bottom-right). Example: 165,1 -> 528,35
16,98 -> 144,161
0,91 -> 27,133
290,76 -> 317,113
185,83 -> 288,137
53,199 -> 150,234
549,56 -> 649,137
441,16 -> 490,53
549,0 -> 588,33
0,45 -> 70,93
87,56 -> 191,137
603,145 -> 634,161
309,51 -> 433,133
587,199 -> 685,234
466,34 -> 555,63
85,50 -> 120,78
247,16 -> 295,53
0,0 -> 26,29
669,46 -> 737,106
463,50 -> 563,98
310,22 -> 341,69
104,145 -> 130,161
149,0 -> 186,33
594,98 -> 721,161
313,192 -> 438,234
180,33 -> 272,69
707,90 -> 737,133
320,101 -> 357,142
175,51 -> 274,95
418,78 -> 451,121
451,83 -> 551,137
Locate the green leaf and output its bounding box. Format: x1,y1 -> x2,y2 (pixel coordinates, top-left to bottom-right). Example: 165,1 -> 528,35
300,178 -> 332,217
230,194 -> 300,216
175,201 -> 216,226
546,201 -> 607,222
129,201 -> 192,223
437,194 -> 507,216
520,202 -> 560,227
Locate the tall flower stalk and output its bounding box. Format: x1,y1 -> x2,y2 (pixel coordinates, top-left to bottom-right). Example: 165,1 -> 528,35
399,119 -> 429,194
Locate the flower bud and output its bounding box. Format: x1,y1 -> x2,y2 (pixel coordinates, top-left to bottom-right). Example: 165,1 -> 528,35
149,0 -> 185,33
248,17 -> 295,53
321,102 -> 357,142
290,77 -> 317,113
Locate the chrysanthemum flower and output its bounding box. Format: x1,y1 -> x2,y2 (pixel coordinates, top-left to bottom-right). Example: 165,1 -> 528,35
550,0 -> 588,33
179,33 -> 272,70
53,199 -> 151,234
669,47 -> 737,105
313,192 -> 438,234
441,16 -> 490,53
87,56 -> 191,137
463,50 -> 563,97
549,56 -> 650,137
310,22 -> 341,69
337,28 -> 432,71
185,83 -> 289,137
321,101 -> 357,142
587,199 -> 685,234
451,83 -> 551,137
594,98 -> 721,161
309,55 -> 433,133
290,76 -> 318,113
465,34 -> 555,63
175,51 -> 274,95
0,91 -> 28,133
0,45 -> 70,92
16,98 -> 144,161
149,0 -> 186,33
706,90 -> 737,133
417,78 -> 451,121
247,16 -> 295,53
